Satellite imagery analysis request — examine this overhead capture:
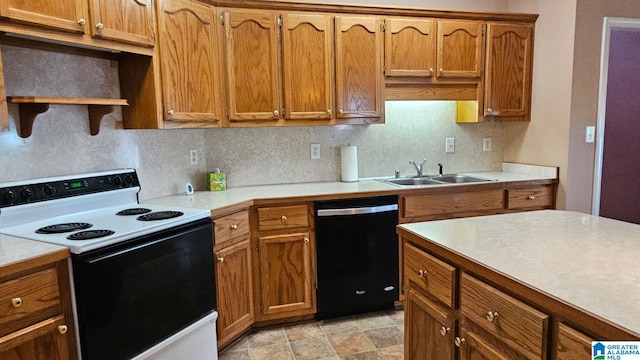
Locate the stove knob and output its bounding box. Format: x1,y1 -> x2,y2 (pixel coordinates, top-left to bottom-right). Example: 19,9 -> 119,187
125,174 -> 135,184
113,176 -> 123,185
43,184 -> 56,196
21,187 -> 33,199
3,190 -> 16,202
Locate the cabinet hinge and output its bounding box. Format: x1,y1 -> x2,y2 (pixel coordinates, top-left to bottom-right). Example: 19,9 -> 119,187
220,14 -> 225,26
380,22 -> 386,32
282,108 -> 286,117
259,304 -> 263,312
382,65 -> 386,75
226,107 -> 229,120
256,240 -> 259,251
277,15 -> 282,28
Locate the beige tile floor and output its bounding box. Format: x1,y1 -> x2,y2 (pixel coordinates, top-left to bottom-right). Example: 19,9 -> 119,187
219,310 -> 404,360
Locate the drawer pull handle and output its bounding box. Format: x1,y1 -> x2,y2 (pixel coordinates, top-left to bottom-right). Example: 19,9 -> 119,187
230,224 -> 238,230
11,297 -> 22,308
440,326 -> 450,336
304,237 -> 310,243
454,337 -> 465,347
281,215 -> 287,222
78,18 -> 87,26
486,310 -> 499,322
418,269 -> 427,278
58,325 -> 68,334
218,256 -> 224,263
96,22 -> 104,30
528,195 -> 536,200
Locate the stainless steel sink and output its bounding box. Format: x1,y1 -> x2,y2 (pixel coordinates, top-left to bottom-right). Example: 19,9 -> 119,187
377,174 -> 493,187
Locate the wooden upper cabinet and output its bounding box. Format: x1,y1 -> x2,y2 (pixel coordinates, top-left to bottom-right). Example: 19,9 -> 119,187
384,18 -> 436,77
282,13 -> 333,120
484,22 -> 533,120
157,0 -> 223,125
0,0 -> 88,34
224,10 -> 281,122
88,0 -> 155,46
335,16 -> 384,120
437,20 -> 483,78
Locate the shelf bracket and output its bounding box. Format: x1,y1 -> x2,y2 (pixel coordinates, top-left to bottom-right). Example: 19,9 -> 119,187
88,104 -> 116,136
18,102 -> 50,138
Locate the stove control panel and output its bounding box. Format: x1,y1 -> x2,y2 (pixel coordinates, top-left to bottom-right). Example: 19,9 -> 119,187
0,170 -> 140,208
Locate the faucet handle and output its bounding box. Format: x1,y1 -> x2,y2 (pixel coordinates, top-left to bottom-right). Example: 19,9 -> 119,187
438,163 -> 443,176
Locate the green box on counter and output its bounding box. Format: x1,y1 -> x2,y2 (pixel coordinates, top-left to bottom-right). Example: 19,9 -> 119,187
208,172 -> 226,191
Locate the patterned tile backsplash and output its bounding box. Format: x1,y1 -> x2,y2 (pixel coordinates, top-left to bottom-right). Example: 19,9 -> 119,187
0,46 -> 504,200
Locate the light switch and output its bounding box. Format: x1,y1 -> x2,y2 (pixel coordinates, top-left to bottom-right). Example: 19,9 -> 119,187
585,126 -> 595,143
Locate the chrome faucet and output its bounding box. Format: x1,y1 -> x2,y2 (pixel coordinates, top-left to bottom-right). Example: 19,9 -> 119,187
409,159 -> 427,177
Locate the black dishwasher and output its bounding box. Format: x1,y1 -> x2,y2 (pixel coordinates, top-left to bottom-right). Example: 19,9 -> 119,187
315,195 -> 399,320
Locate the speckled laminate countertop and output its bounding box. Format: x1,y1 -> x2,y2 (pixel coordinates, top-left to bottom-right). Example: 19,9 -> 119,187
0,233 -> 69,268
398,210 -> 640,336
143,163 -> 557,213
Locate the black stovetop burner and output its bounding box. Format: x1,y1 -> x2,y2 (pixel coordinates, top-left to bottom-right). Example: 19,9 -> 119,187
116,208 -> 152,216
67,229 -> 115,241
137,211 -> 184,221
36,222 -> 93,234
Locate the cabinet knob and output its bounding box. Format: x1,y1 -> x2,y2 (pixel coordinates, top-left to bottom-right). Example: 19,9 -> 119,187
304,237 -> 310,243
428,67 -> 435,75
11,297 -> 22,308
96,22 -> 104,30
327,109 -> 332,116
218,256 -> 224,263
167,109 -> 175,115
454,337 -> 465,347
58,325 -> 68,334
439,68 -> 444,74
527,195 -> 536,200
78,18 -> 87,26
281,215 -> 287,222
338,109 -> 344,115
273,110 -> 279,117
486,310 -> 499,322
440,326 -> 450,336
230,224 -> 238,230
418,269 -> 427,278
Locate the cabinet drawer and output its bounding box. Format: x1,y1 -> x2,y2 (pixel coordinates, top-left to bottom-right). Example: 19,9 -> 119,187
0,268 -> 61,337
404,243 -> 457,308
214,210 -> 249,245
506,186 -> 553,209
460,273 -> 548,359
402,189 -> 504,221
257,205 -> 309,231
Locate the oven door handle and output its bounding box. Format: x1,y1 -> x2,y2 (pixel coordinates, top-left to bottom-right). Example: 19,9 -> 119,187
316,204 -> 398,217
87,237 -> 170,263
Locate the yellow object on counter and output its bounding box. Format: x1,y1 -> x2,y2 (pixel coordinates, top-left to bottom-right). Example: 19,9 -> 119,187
208,172 -> 226,191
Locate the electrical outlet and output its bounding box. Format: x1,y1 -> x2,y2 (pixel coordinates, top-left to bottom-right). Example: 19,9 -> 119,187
445,138 -> 455,153
190,149 -> 198,165
483,137 -> 492,152
585,126 -> 595,143
310,143 -> 321,159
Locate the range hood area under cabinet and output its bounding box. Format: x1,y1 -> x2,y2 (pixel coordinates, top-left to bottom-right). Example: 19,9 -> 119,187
0,0 -> 538,136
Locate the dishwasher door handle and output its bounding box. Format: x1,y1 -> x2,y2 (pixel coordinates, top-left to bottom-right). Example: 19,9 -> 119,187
317,204 -> 398,217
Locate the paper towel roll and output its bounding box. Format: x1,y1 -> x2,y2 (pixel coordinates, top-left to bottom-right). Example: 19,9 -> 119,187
340,145 -> 358,182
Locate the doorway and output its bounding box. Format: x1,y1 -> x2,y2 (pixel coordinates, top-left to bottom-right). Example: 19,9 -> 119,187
592,18 -> 640,224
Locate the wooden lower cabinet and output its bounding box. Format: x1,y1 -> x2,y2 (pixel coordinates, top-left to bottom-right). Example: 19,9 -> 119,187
457,326 -> 513,360
215,239 -> 254,348
555,323 -> 593,360
405,289 -> 455,360
0,315 -> 71,360
256,232 -> 315,319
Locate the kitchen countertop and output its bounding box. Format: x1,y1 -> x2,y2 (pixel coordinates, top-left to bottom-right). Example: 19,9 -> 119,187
0,233 -> 69,269
143,163 -> 558,213
398,210 -> 640,336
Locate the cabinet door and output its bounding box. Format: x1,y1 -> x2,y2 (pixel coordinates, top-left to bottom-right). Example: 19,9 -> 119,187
437,20 -> 483,78
282,13 -> 333,120
0,315 -> 71,360
215,239 -> 254,347
335,16 -> 384,120
405,289 -> 455,360
88,0 -> 155,46
457,326 -> 513,360
484,23 -> 533,120
0,0 -> 87,34
385,18 -> 436,77
157,0 -> 224,125
257,232 -> 315,318
224,10 -> 281,121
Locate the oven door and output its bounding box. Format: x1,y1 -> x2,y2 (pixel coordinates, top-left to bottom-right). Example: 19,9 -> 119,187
72,218 -> 216,360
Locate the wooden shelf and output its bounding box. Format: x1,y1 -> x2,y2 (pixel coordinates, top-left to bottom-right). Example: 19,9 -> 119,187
6,96 -> 129,137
